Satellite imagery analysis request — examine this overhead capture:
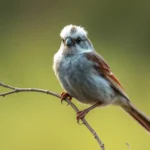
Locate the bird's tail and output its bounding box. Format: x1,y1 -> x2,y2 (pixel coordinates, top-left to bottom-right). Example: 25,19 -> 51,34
121,102 -> 150,132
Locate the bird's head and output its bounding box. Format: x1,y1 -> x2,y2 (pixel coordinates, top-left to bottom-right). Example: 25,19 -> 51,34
59,25 -> 94,55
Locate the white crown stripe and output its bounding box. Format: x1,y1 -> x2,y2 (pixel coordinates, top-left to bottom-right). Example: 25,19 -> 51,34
60,25 -> 88,39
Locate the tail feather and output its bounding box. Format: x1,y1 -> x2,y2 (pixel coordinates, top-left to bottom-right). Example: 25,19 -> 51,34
121,102 -> 150,132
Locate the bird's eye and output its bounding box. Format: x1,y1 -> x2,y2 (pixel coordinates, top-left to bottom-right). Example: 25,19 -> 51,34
76,38 -> 82,43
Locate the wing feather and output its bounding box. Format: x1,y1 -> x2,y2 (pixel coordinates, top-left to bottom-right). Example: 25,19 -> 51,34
85,51 -> 129,100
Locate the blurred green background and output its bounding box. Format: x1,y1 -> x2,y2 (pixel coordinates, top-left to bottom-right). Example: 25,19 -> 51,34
0,0 -> 150,150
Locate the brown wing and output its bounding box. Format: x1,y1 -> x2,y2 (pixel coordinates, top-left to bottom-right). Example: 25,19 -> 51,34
85,51 -> 129,100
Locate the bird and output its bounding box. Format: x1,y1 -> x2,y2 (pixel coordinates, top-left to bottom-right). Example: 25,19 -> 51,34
53,24 -> 150,132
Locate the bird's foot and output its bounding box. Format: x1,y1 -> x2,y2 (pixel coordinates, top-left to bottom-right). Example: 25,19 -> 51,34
60,92 -> 72,104
76,109 -> 89,124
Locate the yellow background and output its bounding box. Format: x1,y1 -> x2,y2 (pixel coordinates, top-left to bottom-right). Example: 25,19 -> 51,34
0,0 -> 150,149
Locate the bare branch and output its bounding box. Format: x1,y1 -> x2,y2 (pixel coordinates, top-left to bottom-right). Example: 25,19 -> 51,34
0,82 -> 105,150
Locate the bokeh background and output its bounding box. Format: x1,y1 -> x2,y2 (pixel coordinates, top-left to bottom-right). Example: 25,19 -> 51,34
0,0 -> 150,150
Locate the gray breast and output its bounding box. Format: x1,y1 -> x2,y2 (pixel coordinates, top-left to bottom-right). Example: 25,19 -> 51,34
57,54 -> 114,105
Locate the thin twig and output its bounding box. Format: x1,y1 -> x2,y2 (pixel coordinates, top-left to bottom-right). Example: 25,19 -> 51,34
0,82 -> 105,150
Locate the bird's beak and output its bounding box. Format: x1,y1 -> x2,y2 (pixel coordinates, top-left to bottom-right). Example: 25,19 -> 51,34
65,37 -> 74,47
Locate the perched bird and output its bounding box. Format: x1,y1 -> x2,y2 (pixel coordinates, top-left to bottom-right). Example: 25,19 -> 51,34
53,24 -> 150,132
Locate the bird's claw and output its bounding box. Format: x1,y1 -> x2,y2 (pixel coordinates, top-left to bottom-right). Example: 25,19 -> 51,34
76,109 -> 89,124
60,92 -> 72,104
